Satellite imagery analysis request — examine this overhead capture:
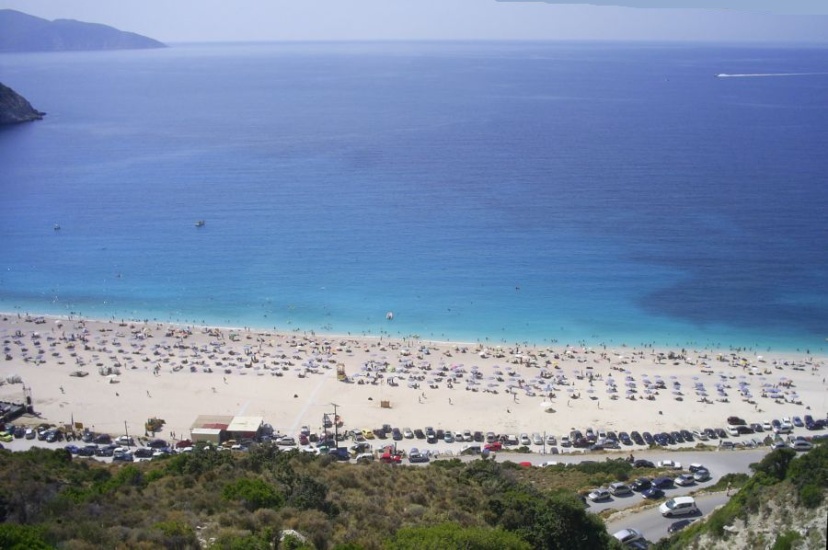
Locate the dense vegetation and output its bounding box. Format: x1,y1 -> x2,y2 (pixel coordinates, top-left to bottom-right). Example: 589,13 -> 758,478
0,445 -> 625,549
654,441 -> 828,549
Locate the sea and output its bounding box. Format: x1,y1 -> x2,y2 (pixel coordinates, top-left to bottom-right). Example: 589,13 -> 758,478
1,41 -> 827,352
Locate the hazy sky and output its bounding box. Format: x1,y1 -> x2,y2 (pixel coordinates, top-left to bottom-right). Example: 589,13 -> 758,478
3,0 -> 827,43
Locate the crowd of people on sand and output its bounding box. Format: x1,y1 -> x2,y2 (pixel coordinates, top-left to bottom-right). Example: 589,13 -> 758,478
1,312 -> 825,439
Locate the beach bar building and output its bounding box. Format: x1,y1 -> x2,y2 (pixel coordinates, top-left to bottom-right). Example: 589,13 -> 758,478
227,416 -> 264,441
190,414 -> 233,445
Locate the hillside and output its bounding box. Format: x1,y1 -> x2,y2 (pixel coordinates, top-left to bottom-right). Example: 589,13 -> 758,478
0,446 -> 623,549
0,82 -> 44,125
655,443 -> 828,549
0,9 -> 165,52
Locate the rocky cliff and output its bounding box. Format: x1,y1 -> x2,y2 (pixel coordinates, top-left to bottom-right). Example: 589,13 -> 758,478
0,83 -> 45,125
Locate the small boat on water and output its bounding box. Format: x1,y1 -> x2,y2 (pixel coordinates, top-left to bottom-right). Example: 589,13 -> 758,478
195,220 -> 205,227
53,224 -> 61,231
386,311 -> 394,320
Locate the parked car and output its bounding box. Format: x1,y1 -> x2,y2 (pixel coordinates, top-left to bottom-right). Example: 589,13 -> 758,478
652,476 -> 674,489
588,488 -> 612,502
612,528 -> 644,546
519,433 -> 531,446
545,434 -> 557,446
660,496 -> 699,518
355,453 -> 375,464
443,431 -> 454,443
674,474 -> 695,487
328,447 -> 351,461
792,416 -> 804,428
609,482 -> 633,496
134,447 -> 154,459
688,463 -> 706,472
791,439 -> 813,452
668,519 -> 696,534
657,459 -> 682,470
532,433 -> 544,445
402,427 -> 414,439
641,487 -> 664,500
630,478 -> 652,492
634,459 -> 655,469
408,448 -> 430,463
484,441 -> 502,452
560,435 -> 571,447
693,468 -> 711,482
619,432 -> 633,445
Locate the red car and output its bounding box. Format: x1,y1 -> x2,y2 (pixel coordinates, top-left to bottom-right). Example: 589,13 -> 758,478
484,441 -> 502,451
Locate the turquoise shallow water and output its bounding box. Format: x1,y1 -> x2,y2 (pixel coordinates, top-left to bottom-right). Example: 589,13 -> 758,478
1,41 -> 827,351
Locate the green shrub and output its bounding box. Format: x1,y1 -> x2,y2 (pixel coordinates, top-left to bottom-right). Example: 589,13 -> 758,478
771,529 -> 802,550
223,478 -> 284,511
0,524 -> 52,549
798,484 -> 823,509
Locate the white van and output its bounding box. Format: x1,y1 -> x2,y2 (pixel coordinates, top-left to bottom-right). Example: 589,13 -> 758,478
659,496 -> 698,518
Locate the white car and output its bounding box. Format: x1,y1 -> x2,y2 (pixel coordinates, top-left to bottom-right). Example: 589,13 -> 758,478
519,433 -> 531,446
660,496 -> 699,518
532,432 -> 544,445
613,528 -> 644,546
791,439 -> 813,452
546,434 -> 557,446
657,459 -> 682,470
453,431 -> 465,442
560,435 -> 571,447
403,427 -> 414,439
588,488 -> 611,502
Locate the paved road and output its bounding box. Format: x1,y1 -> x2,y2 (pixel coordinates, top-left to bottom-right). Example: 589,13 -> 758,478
606,492 -> 730,543
563,448 -> 765,514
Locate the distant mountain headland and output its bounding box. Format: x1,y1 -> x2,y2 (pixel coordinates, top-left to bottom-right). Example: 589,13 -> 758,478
0,82 -> 45,125
0,9 -> 166,52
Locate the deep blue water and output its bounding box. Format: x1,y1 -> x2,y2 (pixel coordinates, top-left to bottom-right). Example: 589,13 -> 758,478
1,41 -> 827,350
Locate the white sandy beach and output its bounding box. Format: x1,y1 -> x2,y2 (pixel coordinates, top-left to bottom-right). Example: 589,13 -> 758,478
1,312 -> 826,445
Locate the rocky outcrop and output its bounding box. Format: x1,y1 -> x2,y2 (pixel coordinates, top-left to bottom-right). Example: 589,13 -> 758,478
0,9 -> 166,52
0,82 -> 45,125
